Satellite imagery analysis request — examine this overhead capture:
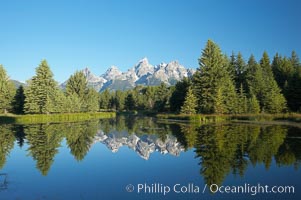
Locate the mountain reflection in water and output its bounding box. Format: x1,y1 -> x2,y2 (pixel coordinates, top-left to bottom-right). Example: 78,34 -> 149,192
0,116 -> 300,187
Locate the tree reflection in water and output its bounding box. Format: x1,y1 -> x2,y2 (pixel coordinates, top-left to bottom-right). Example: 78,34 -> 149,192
0,118 -> 300,184
193,123 -> 301,186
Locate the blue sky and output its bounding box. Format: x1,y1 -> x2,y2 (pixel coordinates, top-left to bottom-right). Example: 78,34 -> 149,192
0,0 -> 300,83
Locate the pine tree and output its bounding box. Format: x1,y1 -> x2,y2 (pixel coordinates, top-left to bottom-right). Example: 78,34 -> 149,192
24,60 -> 60,114
65,71 -> 87,100
64,93 -> 82,113
237,84 -> 248,114
99,89 -> 111,110
259,52 -> 287,113
124,92 -> 136,111
290,50 -> 300,69
0,65 -> 16,113
214,88 -> 225,114
220,77 -> 238,114
284,51 -> 301,111
169,77 -> 191,113
235,52 -> 247,90
263,80 -> 287,113
180,87 -> 197,114
246,53 -> 287,113
193,40 -> 237,114
12,85 -> 26,114
154,83 -> 169,112
114,90 -> 125,111
272,54 -> 294,91
246,55 -> 265,108
228,52 -> 236,79
143,86 -> 156,110
248,95 -> 260,114
260,51 -> 274,77
82,88 -> 99,112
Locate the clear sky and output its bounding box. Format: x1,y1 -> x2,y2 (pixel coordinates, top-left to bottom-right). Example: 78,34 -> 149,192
0,0 -> 300,83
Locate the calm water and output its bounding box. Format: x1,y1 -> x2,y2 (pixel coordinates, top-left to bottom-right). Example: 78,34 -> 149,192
0,116 -> 300,200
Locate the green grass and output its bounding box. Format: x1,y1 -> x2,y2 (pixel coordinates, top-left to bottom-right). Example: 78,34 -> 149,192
0,112 -> 116,124
156,113 -> 301,123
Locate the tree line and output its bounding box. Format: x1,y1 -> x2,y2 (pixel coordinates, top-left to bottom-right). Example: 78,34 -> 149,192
0,40 -> 300,114
0,60 -> 100,114
99,40 -> 301,114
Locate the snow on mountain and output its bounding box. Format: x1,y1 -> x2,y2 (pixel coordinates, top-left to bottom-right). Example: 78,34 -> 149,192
82,67 -> 104,83
151,61 -> 188,84
94,130 -> 185,160
134,57 -> 155,78
101,66 -> 122,81
60,58 -> 195,92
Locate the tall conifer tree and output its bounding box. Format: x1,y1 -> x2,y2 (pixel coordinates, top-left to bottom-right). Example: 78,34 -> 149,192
193,40 -> 237,114
24,60 -> 59,114
0,65 -> 16,113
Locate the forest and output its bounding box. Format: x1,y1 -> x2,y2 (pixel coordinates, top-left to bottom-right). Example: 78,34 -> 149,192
0,40 -> 300,115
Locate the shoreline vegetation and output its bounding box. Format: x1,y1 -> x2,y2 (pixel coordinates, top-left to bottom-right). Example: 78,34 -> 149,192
0,112 -> 115,124
1,40 -> 300,126
156,113 -> 301,124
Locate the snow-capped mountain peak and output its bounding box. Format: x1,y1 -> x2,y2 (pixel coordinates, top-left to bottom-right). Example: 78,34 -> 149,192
101,65 -> 122,81
61,58 -> 195,92
134,57 -> 155,78
82,67 -> 104,83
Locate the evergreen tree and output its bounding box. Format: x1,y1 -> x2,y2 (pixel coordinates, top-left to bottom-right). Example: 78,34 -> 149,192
24,60 -> 60,114
64,93 -> 82,113
228,52 -> 236,79
193,40 -> 237,114
114,90 -> 125,111
286,71 -> 301,112
248,95 -> 260,114
286,51 -> 301,111
82,88 -> 99,112
260,51 -> 274,77
220,77 -> 238,113
65,71 -> 87,100
143,86 -> 156,110
12,85 -> 26,114
290,50 -> 300,69
169,77 -> 191,113
180,87 -> 197,114
235,52 -> 247,90
214,88 -> 225,114
246,55 -> 265,108
124,92 -> 136,111
154,83 -> 169,112
99,89 -> 111,110
263,80 -> 287,113
246,53 -> 287,113
0,65 -> 15,113
132,85 -> 145,110
259,52 -> 287,113
237,84 -> 248,114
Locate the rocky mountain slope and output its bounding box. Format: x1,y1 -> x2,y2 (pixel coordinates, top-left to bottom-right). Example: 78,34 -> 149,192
61,58 -> 195,92
94,130 -> 185,160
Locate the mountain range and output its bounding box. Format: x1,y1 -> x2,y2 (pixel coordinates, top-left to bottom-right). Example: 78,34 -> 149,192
94,130 -> 185,160
61,58 -> 195,92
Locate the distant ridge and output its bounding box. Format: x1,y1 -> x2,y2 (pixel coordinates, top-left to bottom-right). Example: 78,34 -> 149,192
61,58 -> 195,92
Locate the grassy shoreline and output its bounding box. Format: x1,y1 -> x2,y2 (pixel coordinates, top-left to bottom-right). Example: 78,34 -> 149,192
156,113 -> 301,123
0,112 -> 116,124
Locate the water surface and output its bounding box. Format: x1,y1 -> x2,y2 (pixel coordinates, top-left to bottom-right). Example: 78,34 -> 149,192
0,116 -> 300,199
